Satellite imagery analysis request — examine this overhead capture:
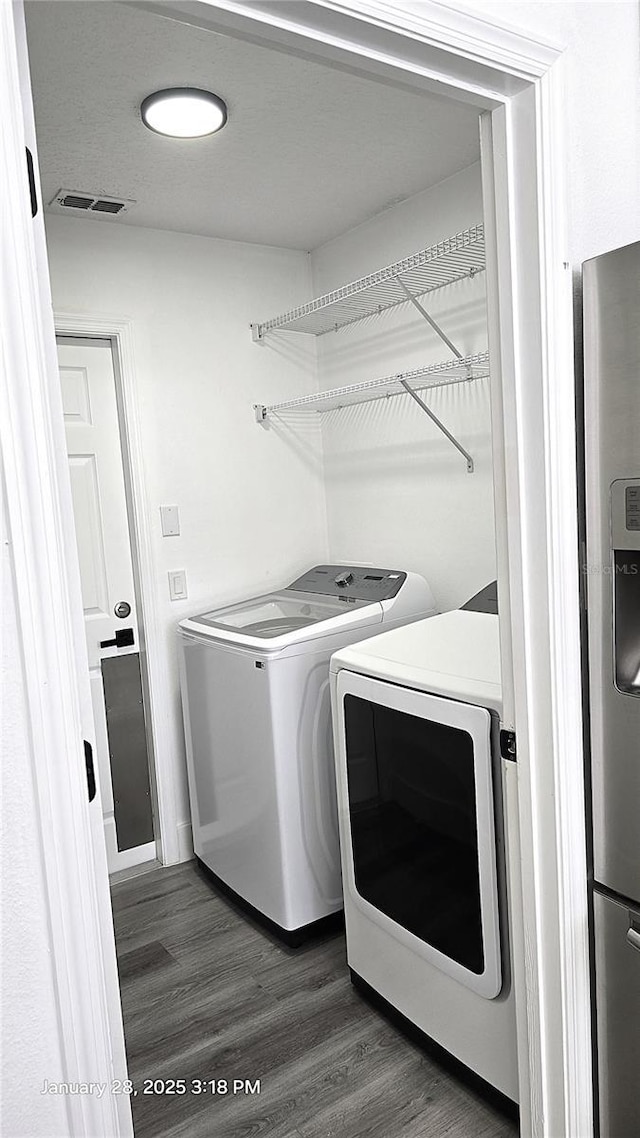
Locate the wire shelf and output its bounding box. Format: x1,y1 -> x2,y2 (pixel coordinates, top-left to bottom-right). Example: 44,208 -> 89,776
254,351 -> 489,420
251,225 -> 485,340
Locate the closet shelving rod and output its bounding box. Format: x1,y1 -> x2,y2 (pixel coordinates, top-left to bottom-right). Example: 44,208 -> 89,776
253,351 -> 489,427
250,224 -> 485,341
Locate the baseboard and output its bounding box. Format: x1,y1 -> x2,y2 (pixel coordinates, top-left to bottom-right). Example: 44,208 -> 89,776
109,858 -> 162,887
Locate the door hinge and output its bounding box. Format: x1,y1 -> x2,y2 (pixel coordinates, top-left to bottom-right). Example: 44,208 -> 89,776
84,740 -> 96,802
26,148 -> 38,217
500,729 -> 517,762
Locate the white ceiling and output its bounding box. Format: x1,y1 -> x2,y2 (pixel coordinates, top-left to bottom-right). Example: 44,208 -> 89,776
25,1 -> 482,251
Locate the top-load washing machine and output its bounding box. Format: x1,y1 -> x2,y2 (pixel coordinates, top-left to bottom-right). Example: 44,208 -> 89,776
330,583 -> 519,1102
177,564 -> 436,943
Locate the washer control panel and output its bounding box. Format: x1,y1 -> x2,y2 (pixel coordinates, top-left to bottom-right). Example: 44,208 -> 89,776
288,564 -> 407,602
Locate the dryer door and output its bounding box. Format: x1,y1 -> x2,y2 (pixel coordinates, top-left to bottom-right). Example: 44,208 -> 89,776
334,669 -> 502,999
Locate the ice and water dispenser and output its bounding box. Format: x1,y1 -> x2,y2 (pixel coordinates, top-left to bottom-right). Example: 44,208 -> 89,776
612,479 -> 640,695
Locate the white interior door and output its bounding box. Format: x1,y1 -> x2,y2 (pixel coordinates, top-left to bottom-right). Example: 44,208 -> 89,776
58,336 -> 155,872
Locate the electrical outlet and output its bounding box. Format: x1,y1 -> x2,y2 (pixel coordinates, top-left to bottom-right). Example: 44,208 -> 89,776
168,570 -> 187,601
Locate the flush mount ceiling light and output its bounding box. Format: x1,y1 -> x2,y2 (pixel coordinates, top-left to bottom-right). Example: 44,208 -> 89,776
141,88 -> 227,139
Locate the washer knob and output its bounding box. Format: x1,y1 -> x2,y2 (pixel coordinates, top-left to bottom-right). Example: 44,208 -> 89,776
334,571 -> 353,587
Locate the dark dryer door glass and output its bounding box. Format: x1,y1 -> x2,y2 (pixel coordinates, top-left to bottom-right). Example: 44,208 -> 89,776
344,694 -> 484,974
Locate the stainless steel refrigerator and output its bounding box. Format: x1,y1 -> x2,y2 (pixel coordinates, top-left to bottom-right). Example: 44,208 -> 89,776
583,240 -> 640,1136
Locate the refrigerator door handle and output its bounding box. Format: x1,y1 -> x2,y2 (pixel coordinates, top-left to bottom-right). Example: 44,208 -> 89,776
627,918 -> 640,953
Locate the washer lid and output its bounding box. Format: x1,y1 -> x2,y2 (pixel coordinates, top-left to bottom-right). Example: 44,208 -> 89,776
180,588 -> 381,648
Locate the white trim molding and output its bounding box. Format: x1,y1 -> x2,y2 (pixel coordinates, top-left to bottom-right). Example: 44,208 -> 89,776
133,0 -> 558,101
293,0 -> 561,78
477,53 -> 591,1138
54,312 -> 183,868
177,821 -> 194,864
529,60 -> 593,1134
5,2 -> 593,1136
1,5 -> 131,1135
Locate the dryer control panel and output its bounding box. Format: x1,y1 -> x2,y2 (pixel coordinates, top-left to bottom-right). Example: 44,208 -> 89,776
288,565 -> 407,602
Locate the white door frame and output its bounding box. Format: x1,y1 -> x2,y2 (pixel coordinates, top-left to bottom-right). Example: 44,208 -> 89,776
4,2 -> 590,1136
55,315 -> 181,869
2,5 -> 132,1136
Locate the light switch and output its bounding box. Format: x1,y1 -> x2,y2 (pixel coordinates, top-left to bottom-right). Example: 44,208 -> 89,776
168,570 -> 187,601
160,505 -> 180,537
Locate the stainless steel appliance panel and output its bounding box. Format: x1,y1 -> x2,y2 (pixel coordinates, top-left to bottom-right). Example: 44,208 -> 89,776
593,890 -> 640,1137
584,242 -> 640,900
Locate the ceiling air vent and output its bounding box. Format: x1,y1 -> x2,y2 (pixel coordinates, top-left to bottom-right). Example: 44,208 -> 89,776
60,193 -> 93,210
91,199 -> 126,214
48,189 -> 136,217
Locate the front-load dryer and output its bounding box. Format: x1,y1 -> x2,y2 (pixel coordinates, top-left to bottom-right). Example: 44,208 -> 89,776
330,584 -> 519,1102
177,565 -> 436,944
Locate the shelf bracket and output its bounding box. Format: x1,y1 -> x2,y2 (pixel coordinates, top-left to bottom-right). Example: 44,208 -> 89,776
254,404 -> 268,423
399,379 -> 474,473
395,276 -> 467,367
251,323 -> 265,344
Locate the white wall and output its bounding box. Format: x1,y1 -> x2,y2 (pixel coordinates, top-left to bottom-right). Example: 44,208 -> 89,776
44,168 -> 491,861
448,0 -> 640,263
312,163 -> 494,611
1,480 -> 69,1138
45,216 -> 329,852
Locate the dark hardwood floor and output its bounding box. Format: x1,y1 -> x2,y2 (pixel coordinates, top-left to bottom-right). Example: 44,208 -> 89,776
111,861 -> 519,1138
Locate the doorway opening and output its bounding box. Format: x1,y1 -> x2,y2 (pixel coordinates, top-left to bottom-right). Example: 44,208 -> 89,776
27,1 -> 515,1122
5,0 -> 590,1135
